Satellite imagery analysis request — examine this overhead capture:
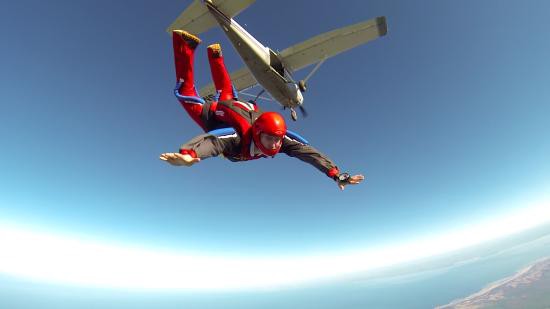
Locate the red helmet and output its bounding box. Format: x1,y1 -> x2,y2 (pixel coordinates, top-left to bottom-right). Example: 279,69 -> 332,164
252,112 -> 287,156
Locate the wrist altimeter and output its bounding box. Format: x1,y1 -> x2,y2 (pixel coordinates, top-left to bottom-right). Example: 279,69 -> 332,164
335,172 -> 351,183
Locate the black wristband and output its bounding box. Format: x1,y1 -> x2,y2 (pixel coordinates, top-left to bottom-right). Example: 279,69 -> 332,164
335,173 -> 350,183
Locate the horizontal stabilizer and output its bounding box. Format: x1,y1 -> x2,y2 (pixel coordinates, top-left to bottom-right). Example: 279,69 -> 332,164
199,66 -> 258,101
167,0 -> 256,35
279,16 -> 388,72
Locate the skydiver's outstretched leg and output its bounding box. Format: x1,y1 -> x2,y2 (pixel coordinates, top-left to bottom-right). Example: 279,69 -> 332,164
207,44 -> 236,102
172,30 -> 207,131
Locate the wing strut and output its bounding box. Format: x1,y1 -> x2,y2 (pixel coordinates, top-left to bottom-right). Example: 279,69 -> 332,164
303,57 -> 327,84
297,56 -> 327,93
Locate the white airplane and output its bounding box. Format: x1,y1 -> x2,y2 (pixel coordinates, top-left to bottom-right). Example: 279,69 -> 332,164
167,0 -> 387,121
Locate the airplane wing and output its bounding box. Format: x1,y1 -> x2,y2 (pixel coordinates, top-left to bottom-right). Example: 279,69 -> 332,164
199,66 -> 258,101
278,16 -> 388,72
167,0 -> 256,35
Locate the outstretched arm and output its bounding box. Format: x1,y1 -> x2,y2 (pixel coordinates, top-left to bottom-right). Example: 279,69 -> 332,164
159,133 -> 237,167
280,136 -> 365,190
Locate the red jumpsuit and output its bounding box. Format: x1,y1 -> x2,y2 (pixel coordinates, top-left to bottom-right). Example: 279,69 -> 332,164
171,32 -> 340,179
172,31 -> 259,133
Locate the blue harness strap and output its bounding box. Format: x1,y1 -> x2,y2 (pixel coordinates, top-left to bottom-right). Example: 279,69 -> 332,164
208,127 -> 236,137
174,81 -> 205,104
286,130 -> 309,145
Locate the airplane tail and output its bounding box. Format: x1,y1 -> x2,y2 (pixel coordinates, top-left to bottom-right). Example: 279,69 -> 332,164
166,0 -> 256,35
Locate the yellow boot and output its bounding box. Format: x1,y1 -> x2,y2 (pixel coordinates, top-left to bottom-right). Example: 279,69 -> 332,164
207,43 -> 222,58
173,30 -> 201,48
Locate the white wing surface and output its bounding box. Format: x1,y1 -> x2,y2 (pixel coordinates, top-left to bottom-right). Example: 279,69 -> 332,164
278,16 -> 387,72
166,0 -> 256,34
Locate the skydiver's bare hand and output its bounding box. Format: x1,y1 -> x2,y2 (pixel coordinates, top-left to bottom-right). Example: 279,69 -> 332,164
159,152 -> 201,167
338,174 -> 365,191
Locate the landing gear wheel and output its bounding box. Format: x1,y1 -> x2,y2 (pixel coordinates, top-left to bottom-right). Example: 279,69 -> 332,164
298,80 -> 307,92
291,108 -> 298,121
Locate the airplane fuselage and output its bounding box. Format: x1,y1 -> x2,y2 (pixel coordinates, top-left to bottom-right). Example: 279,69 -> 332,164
205,2 -> 303,109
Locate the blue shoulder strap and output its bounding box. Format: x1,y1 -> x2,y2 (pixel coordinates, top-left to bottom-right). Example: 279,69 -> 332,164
286,130 -> 309,145
208,127 -> 236,137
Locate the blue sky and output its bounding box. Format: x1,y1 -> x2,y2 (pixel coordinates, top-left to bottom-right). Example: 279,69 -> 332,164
1,0 -> 549,262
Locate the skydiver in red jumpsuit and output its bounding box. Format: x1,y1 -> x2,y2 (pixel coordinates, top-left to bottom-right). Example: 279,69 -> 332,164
160,30 -> 364,190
